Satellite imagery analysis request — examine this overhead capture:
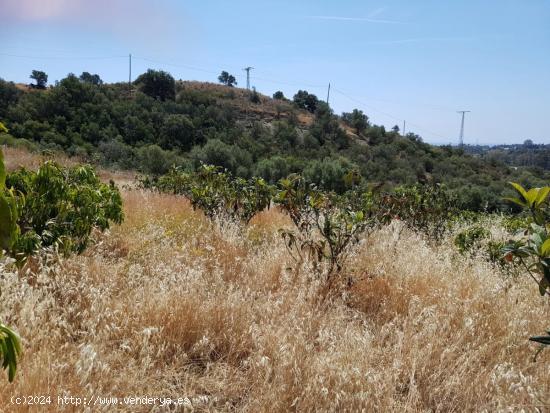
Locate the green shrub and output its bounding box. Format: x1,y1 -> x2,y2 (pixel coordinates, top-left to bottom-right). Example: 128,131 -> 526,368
6,161 -> 123,261
0,149 -> 19,252
454,225 -> 490,254
275,174 -> 375,288
0,148 -> 22,382
502,215 -> 529,234
501,182 -> 550,353
378,184 -> 457,240
0,322 -> 21,382
144,164 -> 273,224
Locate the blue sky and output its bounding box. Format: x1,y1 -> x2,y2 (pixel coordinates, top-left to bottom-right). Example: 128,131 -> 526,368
1,0 -> 549,145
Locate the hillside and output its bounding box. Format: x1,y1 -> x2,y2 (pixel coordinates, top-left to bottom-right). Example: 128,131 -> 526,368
0,72 -> 548,210
466,142 -> 550,171
1,147 -> 549,411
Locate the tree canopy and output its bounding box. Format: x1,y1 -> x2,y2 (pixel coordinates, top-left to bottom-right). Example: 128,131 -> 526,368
218,71 -> 237,87
293,90 -> 319,113
134,69 -> 175,101
30,70 -> 47,89
79,72 -> 103,85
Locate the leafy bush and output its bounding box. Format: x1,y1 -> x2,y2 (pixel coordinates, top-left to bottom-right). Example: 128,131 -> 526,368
378,184 -> 457,241
6,161 -> 123,261
134,69 -> 175,101
275,174 -> 374,288
0,149 -> 19,252
502,215 -> 529,234
144,164 -> 273,224
293,90 -> 318,113
0,148 -> 22,382
454,225 -> 490,254
501,182 -> 550,352
0,322 -> 21,382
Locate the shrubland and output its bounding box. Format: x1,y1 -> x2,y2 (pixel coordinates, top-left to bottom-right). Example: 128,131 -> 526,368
1,72 -> 549,211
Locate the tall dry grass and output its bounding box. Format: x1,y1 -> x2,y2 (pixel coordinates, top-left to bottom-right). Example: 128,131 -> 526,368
1,188 -> 549,412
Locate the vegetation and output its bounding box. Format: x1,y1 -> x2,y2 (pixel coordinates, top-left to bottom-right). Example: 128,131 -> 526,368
0,147 -> 22,382
342,108 -> 369,134
454,225 -> 490,254
143,164 -> 272,224
2,147 -> 550,409
466,140 -> 550,171
29,70 -> 47,89
0,144 -> 549,407
293,89 -> 319,113
79,72 -> 103,85
502,183 -> 550,351
218,71 -> 237,87
6,161 -> 123,261
273,90 -> 286,100
275,174 -> 374,290
0,322 -> 21,382
134,69 -> 175,101
0,72 -> 547,211
0,144 -> 124,382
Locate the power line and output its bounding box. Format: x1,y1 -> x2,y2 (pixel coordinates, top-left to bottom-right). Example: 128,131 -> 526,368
0,52 -> 127,60
138,54 -> 453,141
251,74 -> 325,89
132,56 -> 221,75
1,51 -> 457,141
333,87 -> 449,140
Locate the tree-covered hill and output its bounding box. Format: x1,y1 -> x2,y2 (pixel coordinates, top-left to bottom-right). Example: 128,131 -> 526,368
465,141 -> 550,172
0,70 -> 547,211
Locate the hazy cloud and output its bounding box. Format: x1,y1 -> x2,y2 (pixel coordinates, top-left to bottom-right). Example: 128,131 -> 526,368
1,0 -> 183,50
367,7 -> 387,19
307,15 -> 403,24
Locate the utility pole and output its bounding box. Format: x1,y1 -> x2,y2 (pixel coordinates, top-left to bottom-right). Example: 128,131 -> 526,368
457,110 -> 470,146
243,66 -> 253,90
403,120 -> 406,137
326,82 -> 331,105
128,53 -> 132,88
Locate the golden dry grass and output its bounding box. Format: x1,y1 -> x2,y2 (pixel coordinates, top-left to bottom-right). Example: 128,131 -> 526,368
1,152 -> 550,411
179,81 -> 314,127
2,146 -> 136,187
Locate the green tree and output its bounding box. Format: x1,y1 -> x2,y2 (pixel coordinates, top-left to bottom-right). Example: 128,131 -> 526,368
341,109 -> 369,134
159,114 -> 196,150
218,71 -> 237,87
79,72 -> 103,85
136,144 -> 178,175
273,91 -> 285,100
0,79 -> 21,118
30,70 -> 48,89
293,90 -> 318,113
134,69 -> 175,101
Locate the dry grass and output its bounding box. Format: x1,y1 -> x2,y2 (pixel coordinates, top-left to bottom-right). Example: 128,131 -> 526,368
2,146 -> 136,187
179,81 -> 314,127
1,179 -> 550,410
